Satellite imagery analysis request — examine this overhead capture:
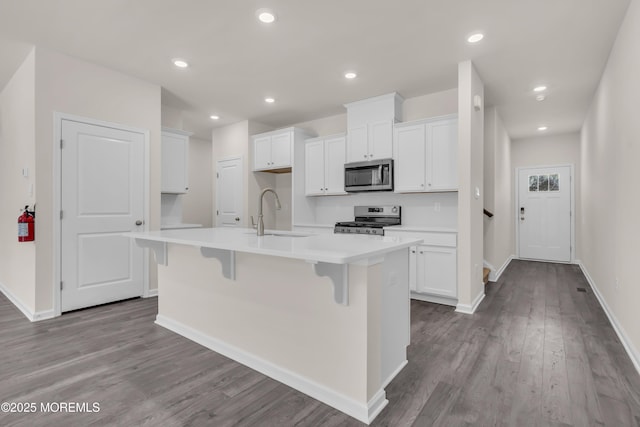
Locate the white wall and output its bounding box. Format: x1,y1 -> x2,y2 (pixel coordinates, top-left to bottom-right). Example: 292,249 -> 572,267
183,137 -> 213,227
0,48 -> 36,312
580,0 -> 640,368
457,61 -> 485,311
34,47 -> 161,311
483,107 -> 514,274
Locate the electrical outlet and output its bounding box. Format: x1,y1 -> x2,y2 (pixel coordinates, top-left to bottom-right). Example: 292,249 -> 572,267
434,202 -> 441,212
615,277 -> 620,290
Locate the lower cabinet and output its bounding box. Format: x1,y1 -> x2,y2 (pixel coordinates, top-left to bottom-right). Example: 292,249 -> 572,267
409,245 -> 457,298
386,230 -> 457,306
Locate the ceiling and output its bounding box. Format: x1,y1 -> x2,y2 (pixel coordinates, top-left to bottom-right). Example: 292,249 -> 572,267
0,0 -> 631,140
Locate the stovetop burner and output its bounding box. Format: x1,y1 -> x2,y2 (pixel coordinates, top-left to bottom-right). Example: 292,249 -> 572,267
334,205 -> 401,236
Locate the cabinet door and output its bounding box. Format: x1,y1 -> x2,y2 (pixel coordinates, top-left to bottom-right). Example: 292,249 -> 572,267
270,132 -> 292,168
346,125 -> 368,163
394,124 -> 426,192
369,120 -> 393,160
409,246 -> 418,292
305,140 -> 325,196
324,136 -> 346,195
428,119 -> 458,190
416,245 -> 457,298
254,136 -> 272,170
161,131 -> 189,193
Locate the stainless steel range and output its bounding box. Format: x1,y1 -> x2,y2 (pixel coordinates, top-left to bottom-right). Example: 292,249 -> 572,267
334,205 -> 401,236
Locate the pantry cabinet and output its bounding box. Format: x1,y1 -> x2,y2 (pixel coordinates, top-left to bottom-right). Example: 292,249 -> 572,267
161,128 -> 192,194
305,134 -> 346,196
394,115 -> 458,193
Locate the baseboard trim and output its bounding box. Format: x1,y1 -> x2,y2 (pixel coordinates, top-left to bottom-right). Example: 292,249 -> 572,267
155,314 -> 387,424
575,260 -> 640,377
455,290 -> 485,314
0,281 -> 55,322
410,292 -> 457,307
144,288 -> 158,298
490,255 -> 515,282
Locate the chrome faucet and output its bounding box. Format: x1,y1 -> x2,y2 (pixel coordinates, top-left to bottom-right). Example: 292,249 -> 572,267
257,188 -> 282,236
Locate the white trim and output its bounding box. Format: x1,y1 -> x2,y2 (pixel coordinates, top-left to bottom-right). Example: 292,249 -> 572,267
455,290 -> 485,314
53,112 -> 150,317
0,281 -> 55,322
575,260 -> 640,377
515,164 -> 575,263
410,292 -> 457,307
489,255 -> 514,282
155,314 -> 387,425
144,288 -> 158,298
381,360 -> 408,389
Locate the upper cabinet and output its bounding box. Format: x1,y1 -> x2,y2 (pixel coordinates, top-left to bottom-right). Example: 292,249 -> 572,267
394,115 -> 458,193
161,128 -> 192,194
253,129 -> 294,172
304,134 -> 347,196
345,93 -> 403,163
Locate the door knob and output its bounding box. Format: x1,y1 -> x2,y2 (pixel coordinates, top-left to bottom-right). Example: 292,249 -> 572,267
235,217 -> 240,221
135,220 -> 143,226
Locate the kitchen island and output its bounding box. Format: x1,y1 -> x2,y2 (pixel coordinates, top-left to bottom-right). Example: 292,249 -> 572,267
126,227 -> 422,424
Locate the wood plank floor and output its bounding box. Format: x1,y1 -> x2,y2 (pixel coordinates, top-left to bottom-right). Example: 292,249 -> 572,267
1,260 -> 640,426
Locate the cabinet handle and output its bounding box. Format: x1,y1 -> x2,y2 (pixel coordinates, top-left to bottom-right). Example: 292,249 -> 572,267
420,251 -> 424,254
428,183 -> 432,186
364,154 -> 367,158
420,184 -> 424,187
411,250 -> 415,253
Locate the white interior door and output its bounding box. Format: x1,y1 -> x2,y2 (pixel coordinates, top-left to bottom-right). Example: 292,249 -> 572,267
216,157 -> 243,227
61,119 -> 145,312
518,166 -> 572,262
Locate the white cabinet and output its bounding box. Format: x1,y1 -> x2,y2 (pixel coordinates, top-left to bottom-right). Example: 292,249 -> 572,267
346,120 -> 393,162
411,245 -> 457,298
345,93 -> 402,163
394,116 -> 458,193
305,134 -> 346,196
161,128 -> 192,194
253,130 -> 293,171
386,229 -> 457,305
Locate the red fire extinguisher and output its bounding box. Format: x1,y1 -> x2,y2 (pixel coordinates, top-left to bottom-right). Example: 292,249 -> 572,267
18,205 -> 35,242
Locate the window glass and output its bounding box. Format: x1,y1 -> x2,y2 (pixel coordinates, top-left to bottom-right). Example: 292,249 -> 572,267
529,175 -> 538,192
539,175 -> 549,191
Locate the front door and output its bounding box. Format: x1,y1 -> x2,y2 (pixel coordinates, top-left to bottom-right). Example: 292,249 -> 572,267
61,119 -> 145,312
518,165 -> 572,262
216,157 -> 243,227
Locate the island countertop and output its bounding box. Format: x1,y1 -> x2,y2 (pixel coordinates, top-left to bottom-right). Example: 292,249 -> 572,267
126,227 -> 422,264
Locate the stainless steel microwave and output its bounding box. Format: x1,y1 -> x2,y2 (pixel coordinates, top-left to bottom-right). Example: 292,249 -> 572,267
344,159 -> 393,192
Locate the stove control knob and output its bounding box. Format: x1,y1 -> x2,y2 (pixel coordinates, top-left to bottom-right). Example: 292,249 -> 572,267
391,206 -> 398,213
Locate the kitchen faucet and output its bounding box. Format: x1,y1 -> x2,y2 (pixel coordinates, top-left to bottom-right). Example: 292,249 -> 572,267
257,188 -> 281,236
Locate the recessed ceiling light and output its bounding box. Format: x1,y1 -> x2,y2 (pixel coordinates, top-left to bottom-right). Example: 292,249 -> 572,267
257,9 -> 276,23
172,59 -> 189,68
536,94 -> 546,101
210,115 -> 220,120
533,85 -> 547,92
265,97 -> 275,104
344,72 -> 357,79
467,33 -> 484,43
538,126 -> 548,131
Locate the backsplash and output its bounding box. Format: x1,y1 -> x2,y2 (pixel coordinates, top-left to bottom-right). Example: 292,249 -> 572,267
310,192 -> 458,228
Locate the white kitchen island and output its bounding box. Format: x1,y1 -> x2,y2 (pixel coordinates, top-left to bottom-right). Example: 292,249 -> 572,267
126,227 -> 422,424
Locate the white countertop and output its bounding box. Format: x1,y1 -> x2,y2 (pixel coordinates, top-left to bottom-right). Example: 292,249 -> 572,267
126,227 -> 422,264
160,223 -> 203,230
